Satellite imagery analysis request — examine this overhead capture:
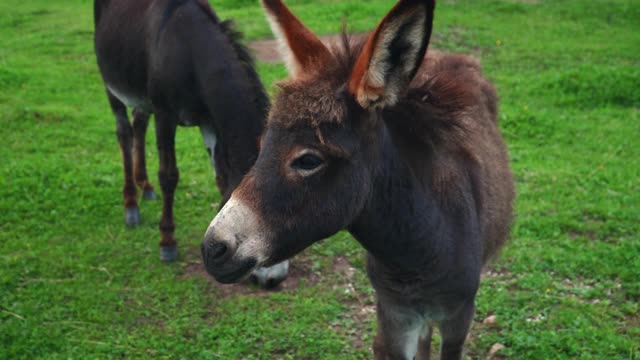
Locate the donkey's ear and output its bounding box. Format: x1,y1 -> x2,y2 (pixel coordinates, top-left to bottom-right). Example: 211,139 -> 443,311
261,0 -> 332,78
349,0 -> 435,109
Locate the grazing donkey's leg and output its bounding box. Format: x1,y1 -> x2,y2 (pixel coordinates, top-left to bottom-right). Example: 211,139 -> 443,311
199,125 -> 227,198
373,300 -> 424,360
438,301 -> 475,360
107,90 -> 140,226
132,109 -> 156,200
154,109 -> 180,262
415,325 -> 433,360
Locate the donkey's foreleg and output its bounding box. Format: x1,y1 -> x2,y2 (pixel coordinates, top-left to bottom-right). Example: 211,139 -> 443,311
108,91 -> 139,226
132,109 -> 156,200
415,324 -> 433,360
438,300 -> 475,360
373,300 -> 424,360
154,110 -> 180,262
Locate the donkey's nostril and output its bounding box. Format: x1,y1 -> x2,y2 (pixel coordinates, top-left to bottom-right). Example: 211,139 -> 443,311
207,242 -> 228,260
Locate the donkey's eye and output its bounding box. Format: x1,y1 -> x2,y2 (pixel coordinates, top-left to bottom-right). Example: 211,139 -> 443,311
293,154 -> 324,170
291,153 -> 325,173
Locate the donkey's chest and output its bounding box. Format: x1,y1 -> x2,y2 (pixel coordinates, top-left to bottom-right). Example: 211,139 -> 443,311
368,255 -> 480,315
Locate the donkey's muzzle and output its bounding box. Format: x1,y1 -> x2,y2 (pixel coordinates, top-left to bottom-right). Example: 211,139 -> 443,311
201,236 -> 234,266
201,233 -> 257,284
203,241 -> 228,262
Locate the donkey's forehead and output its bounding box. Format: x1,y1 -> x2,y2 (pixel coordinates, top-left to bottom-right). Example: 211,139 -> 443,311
268,80 -> 347,128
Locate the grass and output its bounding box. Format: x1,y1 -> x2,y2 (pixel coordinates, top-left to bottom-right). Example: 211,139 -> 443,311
1,0 -> 639,358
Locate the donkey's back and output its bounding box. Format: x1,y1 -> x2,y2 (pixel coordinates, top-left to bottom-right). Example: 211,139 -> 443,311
95,0 -> 240,123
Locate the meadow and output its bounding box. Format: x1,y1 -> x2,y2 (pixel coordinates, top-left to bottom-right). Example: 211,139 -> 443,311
1,0 -> 639,358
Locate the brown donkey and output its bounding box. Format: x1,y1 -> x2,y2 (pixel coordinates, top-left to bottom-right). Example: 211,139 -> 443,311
94,0 -> 288,286
202,0 -> 514,358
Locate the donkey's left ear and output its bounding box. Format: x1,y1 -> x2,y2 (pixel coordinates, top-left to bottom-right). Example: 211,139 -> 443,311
349,0 -> 435,109
261,0 -> 332,79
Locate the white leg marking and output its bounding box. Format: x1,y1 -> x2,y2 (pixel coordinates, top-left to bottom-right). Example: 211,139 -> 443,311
402,321 -> 422,360
381,303 -> 426,360
200,126 -> 217,171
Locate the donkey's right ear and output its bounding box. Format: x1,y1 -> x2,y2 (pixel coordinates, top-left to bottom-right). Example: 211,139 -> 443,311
261,0 -> 332,79
348,0 -> 435,110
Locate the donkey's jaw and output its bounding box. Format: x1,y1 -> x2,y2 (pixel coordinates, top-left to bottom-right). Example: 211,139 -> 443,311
202,196 -> 272,283
210,257 -> 258,284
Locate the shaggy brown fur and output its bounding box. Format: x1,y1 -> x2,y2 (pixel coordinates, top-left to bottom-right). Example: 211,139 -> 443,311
202,1 -> 514,358
269,35 -> 513,264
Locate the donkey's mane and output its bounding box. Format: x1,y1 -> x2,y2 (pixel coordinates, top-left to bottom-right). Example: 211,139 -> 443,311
272,30 -> 496,160
218,19 -> 271,115
329,32 -> 491,150
329,32 -> 367,87
191,0 -> 270,115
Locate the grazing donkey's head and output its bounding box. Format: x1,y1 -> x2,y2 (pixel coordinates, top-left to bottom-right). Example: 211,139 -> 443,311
202,0 -> 435,283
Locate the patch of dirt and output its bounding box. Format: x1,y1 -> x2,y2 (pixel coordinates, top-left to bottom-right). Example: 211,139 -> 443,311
248,33 -> 368,63
327,256 -> 375,354
184,249 -> 375,353
623,311 -> 640,335
481,264 -> 515,281
568,230 -> 600,242
181,246 -> 320,298
248,31 -> 484,65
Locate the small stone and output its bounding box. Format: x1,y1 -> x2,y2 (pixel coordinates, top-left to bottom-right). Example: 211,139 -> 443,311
483,315 -> 498,326
486,343 -> 506,359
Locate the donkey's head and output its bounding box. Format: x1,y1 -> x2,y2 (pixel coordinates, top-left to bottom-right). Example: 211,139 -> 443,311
202,0 -> 435,283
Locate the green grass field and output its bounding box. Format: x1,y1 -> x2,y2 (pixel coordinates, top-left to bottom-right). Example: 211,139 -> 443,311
1,0 -> 639,358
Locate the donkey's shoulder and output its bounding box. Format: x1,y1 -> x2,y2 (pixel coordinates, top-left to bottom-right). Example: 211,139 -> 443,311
412,51 -> 497,123
385,51 -> 501,200
387,51 -> 497,148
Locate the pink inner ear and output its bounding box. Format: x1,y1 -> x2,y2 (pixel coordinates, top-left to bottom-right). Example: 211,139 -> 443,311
348,0 -> 433,107
348,0 -> 408,106
348,25 -> 383,106
262,0 -> 331,75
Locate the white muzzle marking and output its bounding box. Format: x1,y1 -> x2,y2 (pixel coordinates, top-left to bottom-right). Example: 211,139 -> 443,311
207,195 -> 270,264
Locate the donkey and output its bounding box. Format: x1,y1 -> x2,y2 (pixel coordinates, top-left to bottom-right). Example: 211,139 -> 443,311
94,0 -> 288,287
202,0 -> 514,358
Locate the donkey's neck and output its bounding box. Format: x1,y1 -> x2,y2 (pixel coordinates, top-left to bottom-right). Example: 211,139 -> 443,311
197,31 -> 269,195
349,126 -> 480,279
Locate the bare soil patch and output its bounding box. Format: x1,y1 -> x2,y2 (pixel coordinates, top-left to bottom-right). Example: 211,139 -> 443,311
248,32 -> 479,64
248,33 -> 367,63
182,245 -> 320,298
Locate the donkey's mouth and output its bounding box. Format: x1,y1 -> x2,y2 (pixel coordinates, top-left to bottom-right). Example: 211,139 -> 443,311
208,258 -> 258,284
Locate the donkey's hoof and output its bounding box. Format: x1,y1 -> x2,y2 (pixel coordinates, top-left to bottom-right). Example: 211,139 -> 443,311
125,207 -> 141,226
160,246 -> 178,262
250,260 -> 289,289
142,189 -> 157,200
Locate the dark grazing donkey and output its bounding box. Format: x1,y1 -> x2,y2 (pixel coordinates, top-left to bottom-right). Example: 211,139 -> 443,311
94,0 -> 288,286
202,0 -> 514,358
